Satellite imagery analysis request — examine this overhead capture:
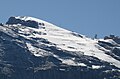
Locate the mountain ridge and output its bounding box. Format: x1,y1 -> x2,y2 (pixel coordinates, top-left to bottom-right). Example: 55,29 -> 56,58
0,16 -> 119,79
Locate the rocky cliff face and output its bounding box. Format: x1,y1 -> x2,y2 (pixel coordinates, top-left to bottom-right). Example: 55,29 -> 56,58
0,16 -> 120,79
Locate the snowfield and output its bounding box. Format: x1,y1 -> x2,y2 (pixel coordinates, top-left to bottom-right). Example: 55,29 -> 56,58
2,16 -> 120,69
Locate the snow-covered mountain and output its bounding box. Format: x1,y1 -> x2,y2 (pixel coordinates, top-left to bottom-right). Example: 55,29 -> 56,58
0,16 -> 120,79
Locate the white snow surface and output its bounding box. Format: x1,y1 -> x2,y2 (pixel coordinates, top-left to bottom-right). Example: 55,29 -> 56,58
2,16 -> 120,68
92,65 -> 103,69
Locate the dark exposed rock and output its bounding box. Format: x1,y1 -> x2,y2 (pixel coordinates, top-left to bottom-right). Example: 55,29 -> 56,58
104,35 -> 120,44
0,30 -> 119,79
6,17 -> 39,28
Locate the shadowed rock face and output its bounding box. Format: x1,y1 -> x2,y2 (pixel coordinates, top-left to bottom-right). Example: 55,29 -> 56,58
0,16 -> 120,79
104,35 -> 120,44
6,17 -> 39,28
0,28 -> 119,79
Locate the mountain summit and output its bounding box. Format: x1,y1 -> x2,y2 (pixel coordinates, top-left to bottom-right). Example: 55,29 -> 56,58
6,16 -> 48,28
0,16 -> 120,79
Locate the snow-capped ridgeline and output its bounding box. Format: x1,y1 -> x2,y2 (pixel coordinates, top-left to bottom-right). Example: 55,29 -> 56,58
2,16 -> 120,68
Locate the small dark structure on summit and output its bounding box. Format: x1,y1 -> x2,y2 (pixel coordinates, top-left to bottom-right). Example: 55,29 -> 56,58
0,23 -> 4,26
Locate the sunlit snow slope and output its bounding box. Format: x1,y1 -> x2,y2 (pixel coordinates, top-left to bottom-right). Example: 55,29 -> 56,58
2,16 -> 120,69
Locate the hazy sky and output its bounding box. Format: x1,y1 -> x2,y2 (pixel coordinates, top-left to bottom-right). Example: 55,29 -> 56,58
0,0 -> 120,38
